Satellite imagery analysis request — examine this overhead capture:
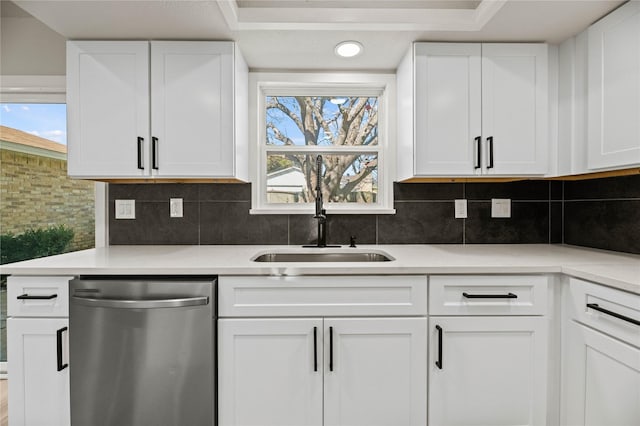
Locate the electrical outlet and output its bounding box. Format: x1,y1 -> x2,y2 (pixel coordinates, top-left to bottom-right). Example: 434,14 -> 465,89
115,200 -> 135,219
170,198 -> 183,218
454,199 -> 467,218
491,199 -> 511,218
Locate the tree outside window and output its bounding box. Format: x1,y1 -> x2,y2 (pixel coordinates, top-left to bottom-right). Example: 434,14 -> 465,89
265,95 -> 379,205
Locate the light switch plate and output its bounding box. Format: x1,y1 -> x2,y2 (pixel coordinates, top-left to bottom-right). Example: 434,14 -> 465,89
454,199 -> 467,218
170,198 -> 183,218
115,199 -> 135,219
491,199 -> 511,218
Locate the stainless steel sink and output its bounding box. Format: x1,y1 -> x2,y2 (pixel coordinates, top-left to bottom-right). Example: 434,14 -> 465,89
252,251 -> 393,262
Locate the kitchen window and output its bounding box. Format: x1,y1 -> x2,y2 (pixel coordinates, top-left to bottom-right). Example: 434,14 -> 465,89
0,76 -> 105,376
250,73 -> 396,214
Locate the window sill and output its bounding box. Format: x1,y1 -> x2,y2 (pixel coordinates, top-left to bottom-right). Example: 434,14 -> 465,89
250,208 -> 396,215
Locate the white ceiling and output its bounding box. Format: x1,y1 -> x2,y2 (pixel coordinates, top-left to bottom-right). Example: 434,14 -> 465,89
8,0 -> 627,71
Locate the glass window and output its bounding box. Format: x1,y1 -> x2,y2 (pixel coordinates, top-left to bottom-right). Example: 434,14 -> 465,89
252,75 -> 394,214
0,103 -> 95,370
265,95 -> 379,205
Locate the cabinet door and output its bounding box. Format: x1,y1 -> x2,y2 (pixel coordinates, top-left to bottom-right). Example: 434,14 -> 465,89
429,316 -> 548,426
481,44 -> 548,175
563,321 -> 640,426
587,1 -> 640,170
414,43 -> 482,176
7,318 -> 70,426
324,318 -> 427,426
151,41 -> 234,177
218,318 -> 323,426
66,41 -> 150,177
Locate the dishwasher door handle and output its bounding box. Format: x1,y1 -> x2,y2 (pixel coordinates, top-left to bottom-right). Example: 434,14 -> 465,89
71,295 -> 209,309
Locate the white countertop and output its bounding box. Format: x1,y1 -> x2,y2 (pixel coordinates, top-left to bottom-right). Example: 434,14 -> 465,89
1,244 -> 639,294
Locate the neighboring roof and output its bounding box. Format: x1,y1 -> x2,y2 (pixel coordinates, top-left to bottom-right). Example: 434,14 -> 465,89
0,125 -> 67,154
267,166 -> 305,193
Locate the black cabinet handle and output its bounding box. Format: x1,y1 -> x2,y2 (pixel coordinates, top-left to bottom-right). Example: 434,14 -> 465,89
313,326 -> 318,372
463,292 -> 517,299
152,137 -> 159,170
329,326 -> 334,372
137,137 -> 145,170
56,327 -> 68,372
487,136 -> 494,169
17,294 -> 57,300
587,303 -> 640,326
474,136 -> 481,169
435,325 -> 443,370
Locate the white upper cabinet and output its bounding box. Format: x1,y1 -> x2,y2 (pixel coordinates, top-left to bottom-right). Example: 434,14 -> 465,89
397,42 -> 548,179
67,40 -> 248,180
481,44 -> 549,175
67,41 -> 149,178
412,43 -> 482,176
587,1 -> 640,170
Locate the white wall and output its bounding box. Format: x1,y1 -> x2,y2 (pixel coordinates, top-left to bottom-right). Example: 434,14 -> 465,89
0,2 -> 65,76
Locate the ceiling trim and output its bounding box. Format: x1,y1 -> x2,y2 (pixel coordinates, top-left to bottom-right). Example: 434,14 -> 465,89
216,0 -> 508,32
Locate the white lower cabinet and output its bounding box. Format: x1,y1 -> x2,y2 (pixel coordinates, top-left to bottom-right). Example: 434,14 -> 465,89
561,278 -> 640,426
217,275 -> 428,426
428,316 -> 548,426
6,276 -> 72,426
428,275 -> 549,426
218,318 -> 324,426
218,317 -> 427,426
323,318 -> 427,426
7,318 -> 70,426
563,321 -> 640,426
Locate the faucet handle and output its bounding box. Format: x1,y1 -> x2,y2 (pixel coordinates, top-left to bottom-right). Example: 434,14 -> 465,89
349,235 -> 357,248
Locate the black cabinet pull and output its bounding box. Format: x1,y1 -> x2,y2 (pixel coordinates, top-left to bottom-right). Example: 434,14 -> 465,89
329,326 -> 334,372
313,326 -> 318,372
17,293 -> 57,300
137,137 -> 145,170
435,325 -> 443,370
474,136 -> 482,169
56,327 -> 68,372
152,137 -> 159,170
487,136 -> 494,169
462,292 -> 517,299
587,303 -> 640,326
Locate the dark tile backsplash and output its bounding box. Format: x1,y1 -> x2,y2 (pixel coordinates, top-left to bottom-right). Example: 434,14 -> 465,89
108,175 -> 640,254
563,175 -> 640,254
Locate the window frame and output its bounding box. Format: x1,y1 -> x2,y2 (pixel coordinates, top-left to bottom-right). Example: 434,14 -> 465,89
249,72 -> 396,214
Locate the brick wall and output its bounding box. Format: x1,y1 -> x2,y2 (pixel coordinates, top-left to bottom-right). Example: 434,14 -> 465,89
0,149 -> 95,251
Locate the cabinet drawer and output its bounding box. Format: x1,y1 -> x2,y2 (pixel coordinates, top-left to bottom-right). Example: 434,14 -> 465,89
218,275 -> 427,317
568,278 -> 639,346
8,276 -> 73,317
429,275 -> 548,315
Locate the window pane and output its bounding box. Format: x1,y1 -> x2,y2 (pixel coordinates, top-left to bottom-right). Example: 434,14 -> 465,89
267,153 -> 378,204
266,96 -> 378,147
0,103 -> 67,143
1,103 -> 94,366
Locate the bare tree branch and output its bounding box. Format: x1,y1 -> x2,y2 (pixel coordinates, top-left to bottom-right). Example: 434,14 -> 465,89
267,122 -> 295,146
267,96 -> 379,203
267,97 -> 304,134
340,158 -> 378,196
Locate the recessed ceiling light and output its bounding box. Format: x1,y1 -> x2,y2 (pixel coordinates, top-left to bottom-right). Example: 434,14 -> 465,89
335,41 -> 363,58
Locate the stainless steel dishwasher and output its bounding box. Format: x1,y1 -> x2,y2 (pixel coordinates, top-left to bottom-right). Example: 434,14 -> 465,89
69,276 -> 216,426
